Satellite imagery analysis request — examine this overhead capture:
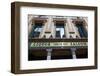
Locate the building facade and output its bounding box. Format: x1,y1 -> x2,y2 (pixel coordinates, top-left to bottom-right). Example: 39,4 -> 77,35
28,15 -> 88,61
28,15 -> 88,39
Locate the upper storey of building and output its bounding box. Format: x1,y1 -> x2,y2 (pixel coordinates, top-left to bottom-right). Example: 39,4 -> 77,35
28,15 -> 88,39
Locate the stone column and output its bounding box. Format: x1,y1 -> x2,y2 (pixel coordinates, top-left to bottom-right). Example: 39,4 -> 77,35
47,16 -> 53,30
65,22 -> 70,38
28,18 -> 34,35
43,16 -> 53,38
67,18 -> 75,33
51,21 -> 56,38
83,17 -> 88,31
67,18 -> 77,38
70,48 -> 77,59
46,49 -> 52,60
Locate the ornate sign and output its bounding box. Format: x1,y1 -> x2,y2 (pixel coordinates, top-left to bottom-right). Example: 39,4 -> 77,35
30,42 -> 87,48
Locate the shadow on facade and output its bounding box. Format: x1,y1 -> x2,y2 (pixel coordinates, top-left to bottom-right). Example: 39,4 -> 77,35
28,48 -> 88,61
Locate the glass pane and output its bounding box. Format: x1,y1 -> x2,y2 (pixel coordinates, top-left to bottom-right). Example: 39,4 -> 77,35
55,23 -> 65,38
30,23 -> 43,38
76,24 -> 87,38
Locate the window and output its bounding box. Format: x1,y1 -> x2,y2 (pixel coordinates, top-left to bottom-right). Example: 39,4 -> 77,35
76,23 -> 87,38
30,22 -> 43,38
55,23 -> 65,38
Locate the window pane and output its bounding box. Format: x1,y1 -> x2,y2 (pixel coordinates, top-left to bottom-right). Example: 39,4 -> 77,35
55,23 -> 65,38
76,23 -> 87,38
30,22 -> 43,38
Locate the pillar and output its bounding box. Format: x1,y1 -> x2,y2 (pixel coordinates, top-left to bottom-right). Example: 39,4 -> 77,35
67,18 -> 77,38
28,16 -> 34,35
46,49 -> 52,60
67,18 -> 75,33
70,48 -> 77,59
83,17 -> 88,31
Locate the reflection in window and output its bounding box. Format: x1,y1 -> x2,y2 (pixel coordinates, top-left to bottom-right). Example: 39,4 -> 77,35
30,22 -> 43,38
76,23 -> 87,38
55,23 -> 65,38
